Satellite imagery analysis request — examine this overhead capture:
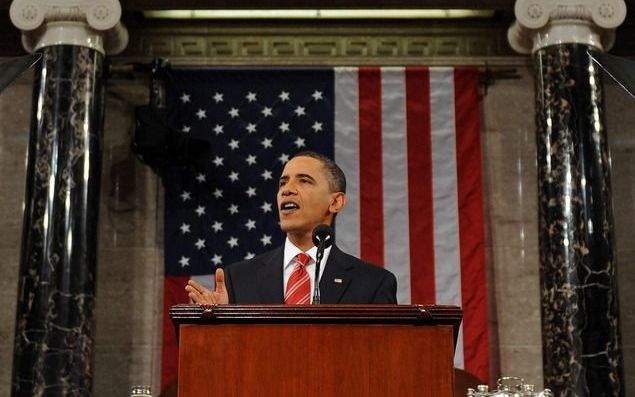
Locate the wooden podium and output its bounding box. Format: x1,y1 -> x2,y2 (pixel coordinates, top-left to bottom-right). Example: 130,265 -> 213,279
170,304 -> 462,397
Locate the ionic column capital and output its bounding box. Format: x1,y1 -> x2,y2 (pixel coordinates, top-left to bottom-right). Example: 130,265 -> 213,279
507,0 -> 626,54
10,0 -> 128,55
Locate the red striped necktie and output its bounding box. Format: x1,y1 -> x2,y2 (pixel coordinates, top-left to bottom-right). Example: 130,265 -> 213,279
284,253 -> 311,304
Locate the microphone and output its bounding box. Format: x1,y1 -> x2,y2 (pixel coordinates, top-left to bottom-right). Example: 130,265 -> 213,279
311,224 -> 334,304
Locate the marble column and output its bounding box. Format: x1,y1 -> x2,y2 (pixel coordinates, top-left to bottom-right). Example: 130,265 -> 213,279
9,1 -> 127,396
509,1 -> 626,396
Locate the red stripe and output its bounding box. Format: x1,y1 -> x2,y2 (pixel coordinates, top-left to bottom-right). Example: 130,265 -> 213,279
405,67 -> 436,304
454,67 -> 489,382
358,67 -> 384,265
161,276 -> 190,392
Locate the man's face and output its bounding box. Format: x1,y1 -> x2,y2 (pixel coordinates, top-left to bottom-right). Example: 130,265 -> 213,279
277,156 -> 344,236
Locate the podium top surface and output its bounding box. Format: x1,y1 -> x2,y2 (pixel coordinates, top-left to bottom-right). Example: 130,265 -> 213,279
170,304 -> 462,329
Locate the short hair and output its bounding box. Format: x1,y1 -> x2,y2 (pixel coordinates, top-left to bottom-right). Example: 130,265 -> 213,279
291,151 -> 346,194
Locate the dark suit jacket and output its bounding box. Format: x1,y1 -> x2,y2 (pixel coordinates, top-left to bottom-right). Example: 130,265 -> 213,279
224,245 -> 397,304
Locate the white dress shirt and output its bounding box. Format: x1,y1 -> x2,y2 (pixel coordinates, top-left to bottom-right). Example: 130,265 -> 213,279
282,236 -> 332,303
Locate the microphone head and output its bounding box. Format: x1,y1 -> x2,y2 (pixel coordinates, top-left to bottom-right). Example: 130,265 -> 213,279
312,224 -> 334,248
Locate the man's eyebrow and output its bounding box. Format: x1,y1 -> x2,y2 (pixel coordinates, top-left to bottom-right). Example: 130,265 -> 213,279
279,173 -> 316,182
296,173 -> 316,181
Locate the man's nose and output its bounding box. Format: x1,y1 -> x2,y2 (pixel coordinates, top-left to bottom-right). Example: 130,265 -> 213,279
280,183 -> 297,196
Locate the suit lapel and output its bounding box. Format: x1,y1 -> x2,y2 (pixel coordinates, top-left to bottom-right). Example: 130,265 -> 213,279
257,247 -> 285,303
319,246 -> 353,304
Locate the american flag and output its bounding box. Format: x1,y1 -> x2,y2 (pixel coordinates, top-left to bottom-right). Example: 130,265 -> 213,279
161,67 -> 489,392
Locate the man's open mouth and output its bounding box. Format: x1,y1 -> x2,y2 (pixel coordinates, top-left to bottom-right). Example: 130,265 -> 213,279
280,201 -> 300,214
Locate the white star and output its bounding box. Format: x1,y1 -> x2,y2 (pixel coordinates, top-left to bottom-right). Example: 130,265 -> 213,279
227,236 -> 239,248
180,93 -> 191,103
246,186 -> 257,197
261,169 -> 273,180
261,202 -> 272,213
245,154 -> 257,165
260,234 -> 272,246
195,239 -> 205,250
294,137 -> 306,148
195,173 -> 206,183
228,139 -> 240,150
279,122 -> 290,133
246,123 -> 257,134
196,108 -> 207,119
261,137 -> 273,148
294,106 -> 306,116
181,125 -> 191,133
228,204 -> 239,214
312,121 -> 323,132
279,91 -> 290,101
261,107 -> 273,117
246,92 -> 257,102
228,108 -> 239,118
211,254 -> 223,266
212,156 -> 224,167
228,171 -> 239,182
195,205 -> 206,216
213,188 -> 223,199
244,252 -> 255,260
245,219 -> 256,230
178,256 -> 190,267
212,221 -> 223,232
278,153 -> 290,163
312,90 -> 323,101
213,92 -> 224,103
180,191 -> 191,201
213,124 -> 224,135
179,223 -> 191,234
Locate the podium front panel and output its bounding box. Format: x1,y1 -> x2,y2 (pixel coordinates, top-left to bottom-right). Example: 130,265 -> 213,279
177,323 -> 455,397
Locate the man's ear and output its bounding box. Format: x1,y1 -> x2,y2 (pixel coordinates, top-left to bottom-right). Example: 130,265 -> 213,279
329,192 -> 347,214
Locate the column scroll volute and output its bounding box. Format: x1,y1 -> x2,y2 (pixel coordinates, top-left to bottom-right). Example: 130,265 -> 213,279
9,0 -> 128,55
508,0 -> 627,54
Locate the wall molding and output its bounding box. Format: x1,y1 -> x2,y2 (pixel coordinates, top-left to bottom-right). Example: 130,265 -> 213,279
1,15 -> 633,64
118,20 -> 523,65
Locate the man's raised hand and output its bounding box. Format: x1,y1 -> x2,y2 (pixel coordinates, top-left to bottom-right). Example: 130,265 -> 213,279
185,268 -> 229,305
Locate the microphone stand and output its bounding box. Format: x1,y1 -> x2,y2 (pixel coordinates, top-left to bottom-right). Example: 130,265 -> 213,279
311,223 -> 333,304
313,240 -> 325,304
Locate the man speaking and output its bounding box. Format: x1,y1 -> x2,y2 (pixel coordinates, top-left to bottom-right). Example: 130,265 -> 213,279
185,151 -> 397,304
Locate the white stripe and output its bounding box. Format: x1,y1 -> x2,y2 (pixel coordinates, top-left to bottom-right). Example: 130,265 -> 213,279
380,67 -> 411,304
455,325 -> 465,370
334,67 -> 361,257
429,67 -> 464,368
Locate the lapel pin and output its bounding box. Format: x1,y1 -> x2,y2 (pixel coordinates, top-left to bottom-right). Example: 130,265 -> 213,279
334,278 -> 343,284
